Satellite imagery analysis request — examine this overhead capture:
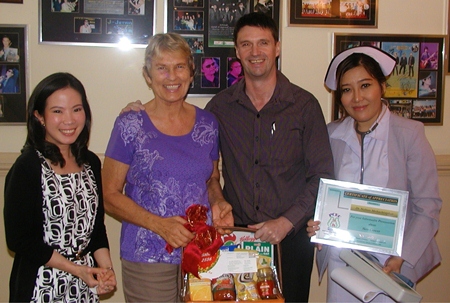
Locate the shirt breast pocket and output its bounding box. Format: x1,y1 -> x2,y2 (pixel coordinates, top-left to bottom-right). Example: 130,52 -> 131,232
269,127 -> 303,165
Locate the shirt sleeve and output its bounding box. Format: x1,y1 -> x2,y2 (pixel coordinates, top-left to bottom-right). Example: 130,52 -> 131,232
4,152 -> 54,265
105,112 -> 141,165
400,123 -> 441,268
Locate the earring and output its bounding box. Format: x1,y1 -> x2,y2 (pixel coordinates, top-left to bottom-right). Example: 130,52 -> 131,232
42,122 -> 45,127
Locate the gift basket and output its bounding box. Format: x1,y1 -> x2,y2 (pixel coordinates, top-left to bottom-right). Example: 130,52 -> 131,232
174,205 -> 284,303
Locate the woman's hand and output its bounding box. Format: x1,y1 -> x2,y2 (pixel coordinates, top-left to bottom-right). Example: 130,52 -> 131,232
157,216 -> 195,248
96,267 -> 117,295
306,219 -> 320,237
383,256 -> 404,274
74,265 -> 109,288
306,219 -> 323,250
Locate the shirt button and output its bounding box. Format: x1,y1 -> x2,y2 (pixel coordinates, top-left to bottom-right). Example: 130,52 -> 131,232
256,114 -> 260,118
255,136 -> 259,142
255,159 -> 259,164
255,182 -> 260,188
256,206 -> 260,210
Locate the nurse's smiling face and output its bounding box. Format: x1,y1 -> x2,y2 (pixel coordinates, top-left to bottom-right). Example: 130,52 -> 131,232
339,65 -> 385,133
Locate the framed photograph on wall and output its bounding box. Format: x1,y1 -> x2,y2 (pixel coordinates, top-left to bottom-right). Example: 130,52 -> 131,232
0,24 -> 28,124
39,0 -> 155,47
0,0 -> 23,3
166,0 -> 280,96
289,0 -> 377,27
446,3 -> 450,74
333,33 -> 445,125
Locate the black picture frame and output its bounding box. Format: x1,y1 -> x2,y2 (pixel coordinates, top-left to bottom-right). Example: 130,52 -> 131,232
39,0 -> 155,47
0,0 -> 23,3
0,24 -> 27,124
446,3 -> 450,75
289,0 -> 377,27
333,33 -> 445,125
166,0 -> 280,96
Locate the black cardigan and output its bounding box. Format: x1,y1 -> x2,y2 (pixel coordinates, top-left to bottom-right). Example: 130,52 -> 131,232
4,149 -> 109,302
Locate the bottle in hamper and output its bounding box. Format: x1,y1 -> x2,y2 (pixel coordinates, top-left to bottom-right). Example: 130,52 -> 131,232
256,267 -> 277,299
211,274 -> 236,301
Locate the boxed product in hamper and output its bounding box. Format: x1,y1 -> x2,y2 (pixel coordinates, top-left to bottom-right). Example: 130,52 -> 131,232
181,227 -> 284,303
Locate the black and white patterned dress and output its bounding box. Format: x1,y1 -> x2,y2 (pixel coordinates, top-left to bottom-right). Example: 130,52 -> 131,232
31,151 -> 99,302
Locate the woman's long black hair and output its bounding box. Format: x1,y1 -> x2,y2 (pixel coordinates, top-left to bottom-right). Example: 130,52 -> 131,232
24,72 -> 92,167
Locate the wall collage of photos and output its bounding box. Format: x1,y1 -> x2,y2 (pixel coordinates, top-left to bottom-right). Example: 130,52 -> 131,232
0,25 -> 26,123
334,34 -> 444,125
166,0 -> 279,95
40,0 -> 155,45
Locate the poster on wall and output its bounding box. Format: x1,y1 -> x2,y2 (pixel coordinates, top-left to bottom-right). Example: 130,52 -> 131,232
0,25 -> 27,124
333,33 -> 445,125
39,0 -> 155,47
165,0 -> 280,96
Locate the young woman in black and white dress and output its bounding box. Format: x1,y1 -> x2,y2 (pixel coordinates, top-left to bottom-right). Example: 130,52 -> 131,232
4,72 -> 116,302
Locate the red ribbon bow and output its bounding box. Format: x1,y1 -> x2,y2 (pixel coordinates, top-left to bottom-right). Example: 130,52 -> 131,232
165,204 -> 223,278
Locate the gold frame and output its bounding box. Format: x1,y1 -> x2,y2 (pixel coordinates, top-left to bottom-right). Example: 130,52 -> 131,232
288,0 -> 378,28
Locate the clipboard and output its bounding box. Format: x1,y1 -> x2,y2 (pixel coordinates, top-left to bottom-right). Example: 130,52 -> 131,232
339,249 -> 422,303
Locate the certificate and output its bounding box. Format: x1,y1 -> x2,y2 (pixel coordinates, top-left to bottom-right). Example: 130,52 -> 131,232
311,179 -> 409,256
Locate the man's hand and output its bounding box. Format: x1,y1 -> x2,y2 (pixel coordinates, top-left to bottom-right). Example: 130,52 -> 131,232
120,100 -> 145,114
248,216 -> 293,244
210,199 -> 234,234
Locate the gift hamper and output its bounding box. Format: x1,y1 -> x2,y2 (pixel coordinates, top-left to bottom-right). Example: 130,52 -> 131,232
181,227 -> 284,303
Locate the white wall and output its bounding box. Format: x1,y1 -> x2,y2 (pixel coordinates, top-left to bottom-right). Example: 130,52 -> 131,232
0,0 -> 449,155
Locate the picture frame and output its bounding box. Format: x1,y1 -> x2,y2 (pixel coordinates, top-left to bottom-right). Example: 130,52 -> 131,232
165,0 -> 280,96
446,3 -> 450,75
39,0 -> 155,47
0,0 -> 23,3
289,0 -> 377,27
333,33 -> 445,125
312,178 -> 409,256
0,24 -> 28,124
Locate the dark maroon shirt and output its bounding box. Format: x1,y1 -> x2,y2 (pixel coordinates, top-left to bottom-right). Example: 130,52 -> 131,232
205,71 -> 334,233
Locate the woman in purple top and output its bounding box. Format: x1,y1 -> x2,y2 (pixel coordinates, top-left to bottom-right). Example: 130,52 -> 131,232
102,33 -> 233,302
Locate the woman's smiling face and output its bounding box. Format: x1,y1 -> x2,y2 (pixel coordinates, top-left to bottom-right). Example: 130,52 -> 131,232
340,65 -> 385,131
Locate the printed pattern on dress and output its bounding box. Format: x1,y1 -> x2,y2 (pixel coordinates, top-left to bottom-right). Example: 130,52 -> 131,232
31,151 -> 99,302
117,112 -> 217,263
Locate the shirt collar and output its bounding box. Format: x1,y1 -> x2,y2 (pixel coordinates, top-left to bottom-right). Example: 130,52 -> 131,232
228,70 -> 296,106
331,104 -> 391,142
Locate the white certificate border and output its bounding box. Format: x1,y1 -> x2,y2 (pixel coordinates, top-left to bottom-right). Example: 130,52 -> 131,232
311,178 -> 409,256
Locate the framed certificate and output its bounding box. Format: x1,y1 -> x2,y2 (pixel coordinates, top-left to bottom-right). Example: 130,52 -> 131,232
312,179 -> 409,256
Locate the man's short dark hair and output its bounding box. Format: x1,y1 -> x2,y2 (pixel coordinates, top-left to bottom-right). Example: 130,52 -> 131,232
233,12 -> 278,45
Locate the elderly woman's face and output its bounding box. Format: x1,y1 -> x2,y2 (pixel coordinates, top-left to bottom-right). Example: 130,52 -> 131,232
144,50 -> 193,103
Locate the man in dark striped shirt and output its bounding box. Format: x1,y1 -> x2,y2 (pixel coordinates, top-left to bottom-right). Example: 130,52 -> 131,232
205,12 -> 334,302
